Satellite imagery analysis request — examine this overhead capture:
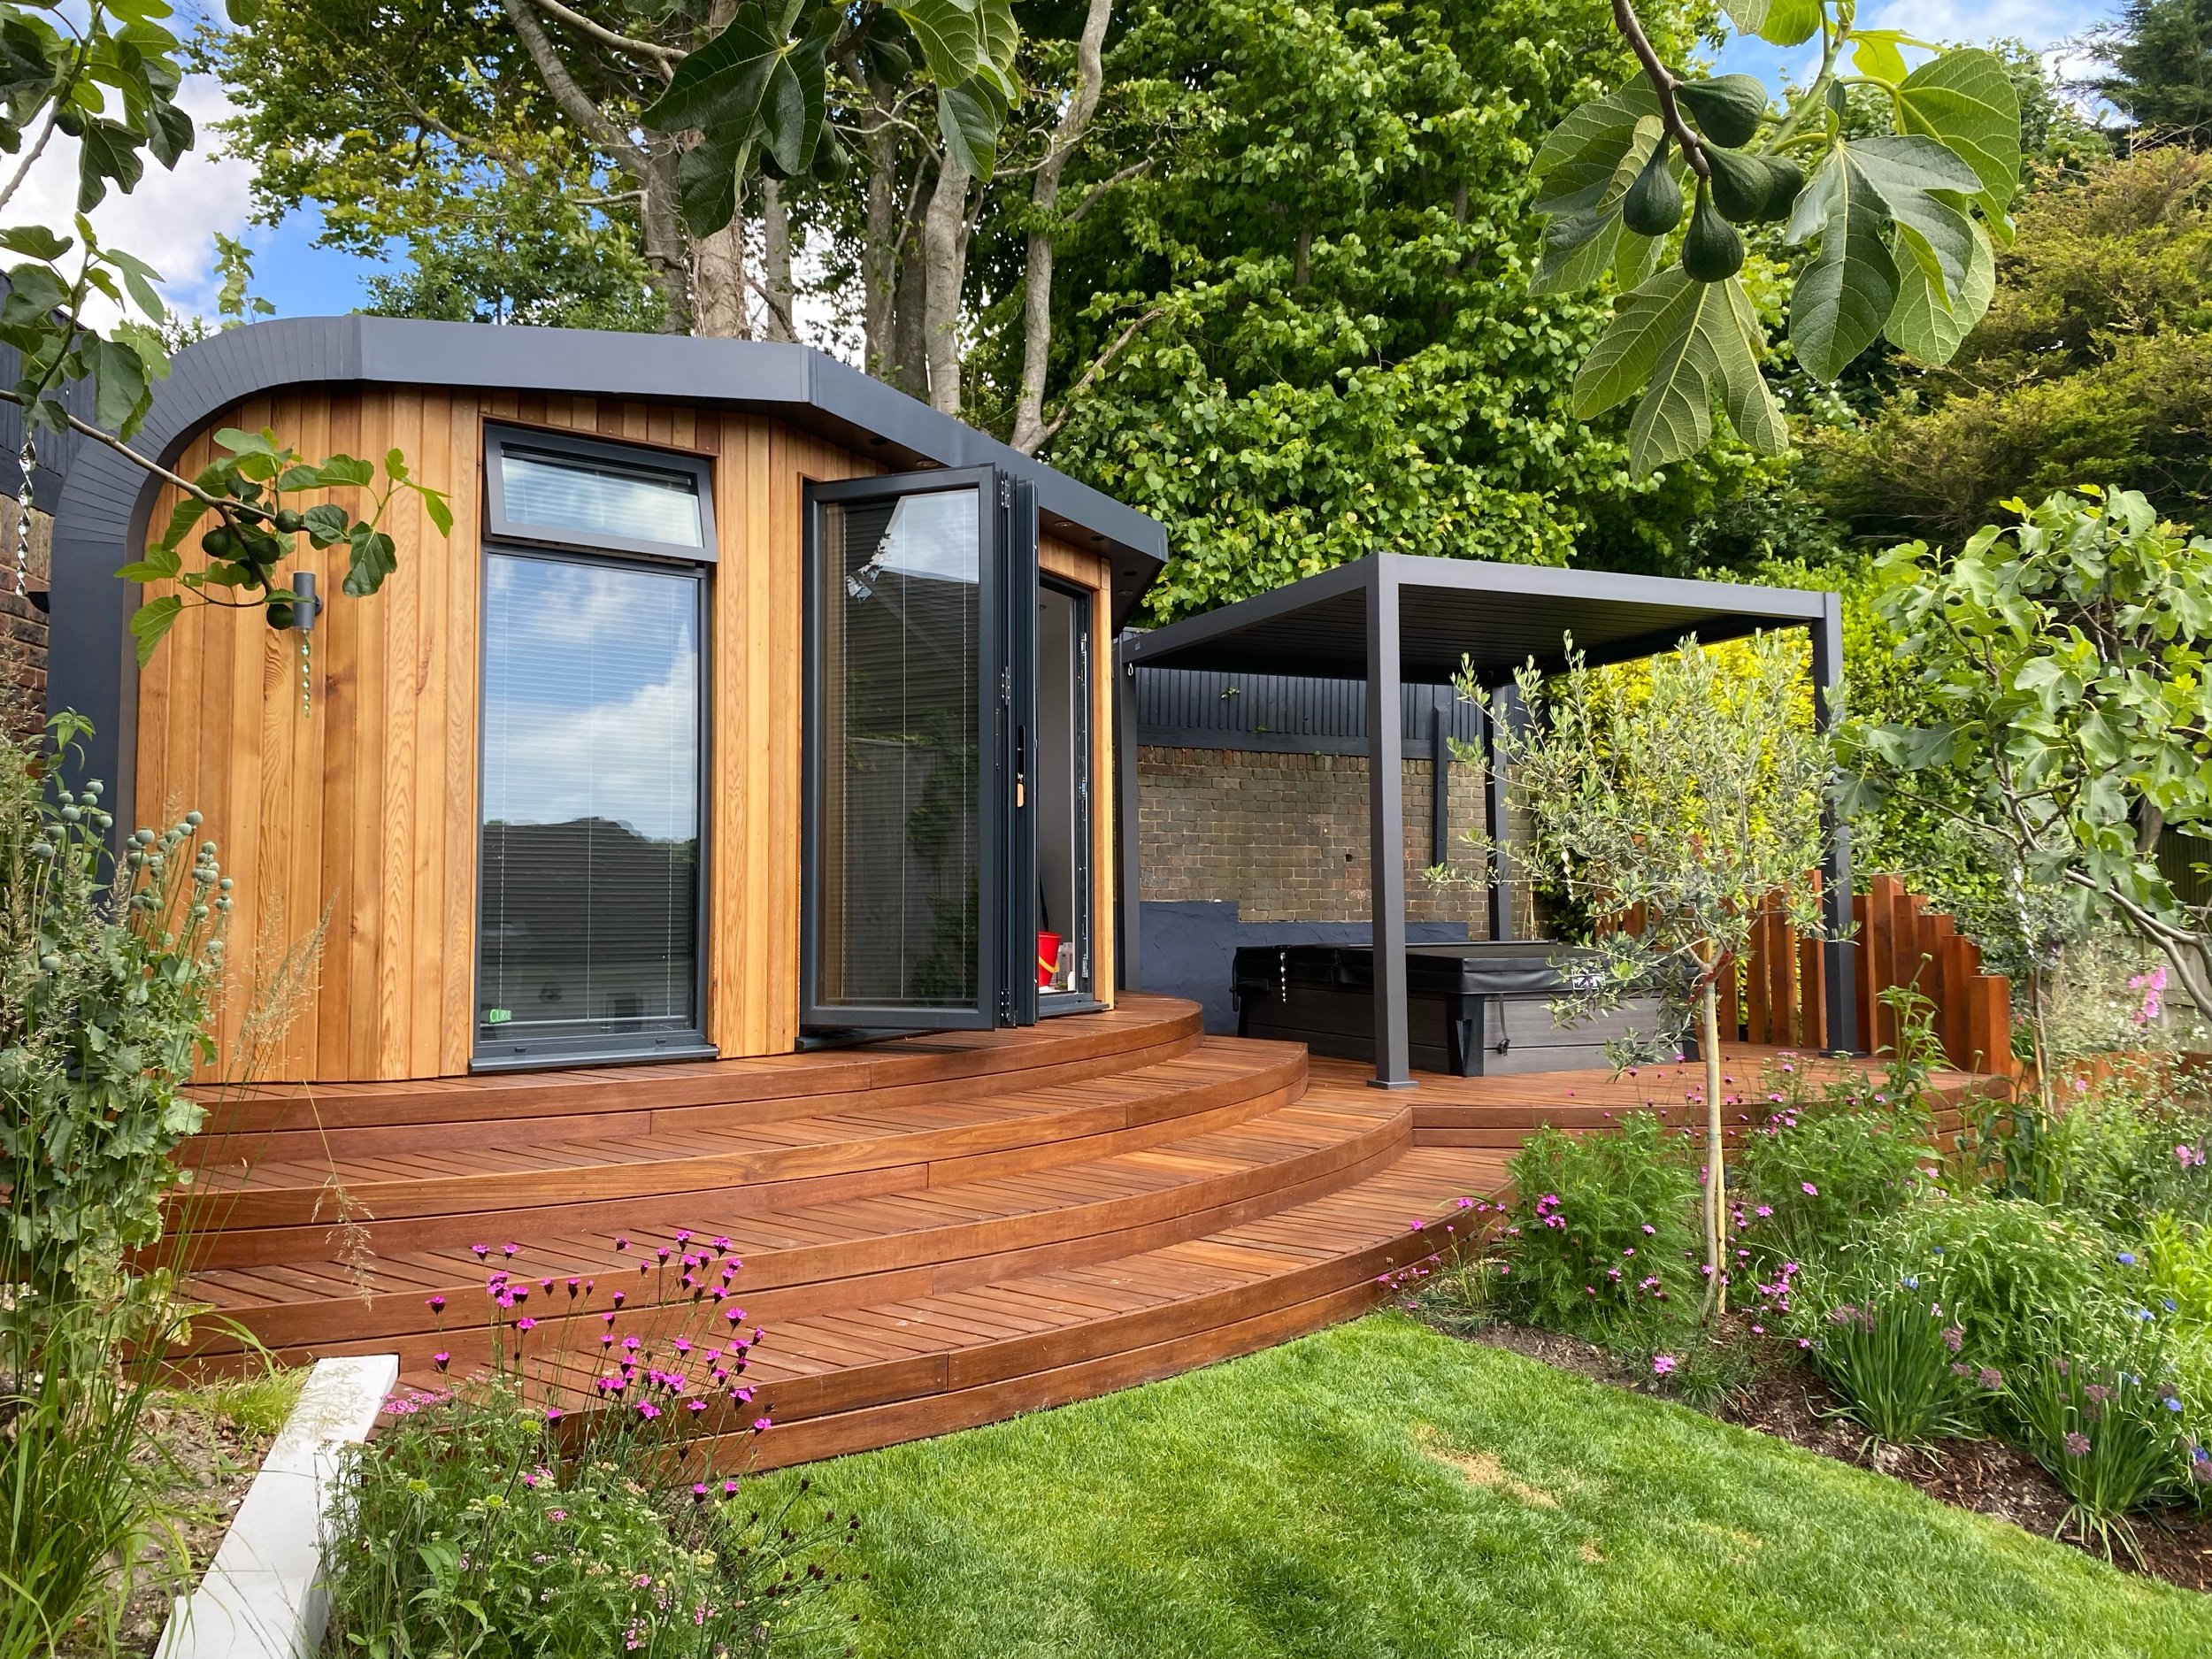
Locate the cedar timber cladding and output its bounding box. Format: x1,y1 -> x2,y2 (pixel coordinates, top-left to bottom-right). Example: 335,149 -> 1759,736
134,391 -> 1124,1083
134,392 -> 868,1081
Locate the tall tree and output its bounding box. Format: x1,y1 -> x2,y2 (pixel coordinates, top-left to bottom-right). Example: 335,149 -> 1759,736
210,0 -> 1021,341
2088,0 -> 2212,144
1003,0 -> 1774,618
1809,147 -> 2212,547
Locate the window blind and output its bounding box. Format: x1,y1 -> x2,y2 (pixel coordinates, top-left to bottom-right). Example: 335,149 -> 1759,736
478,551 -> 703,1054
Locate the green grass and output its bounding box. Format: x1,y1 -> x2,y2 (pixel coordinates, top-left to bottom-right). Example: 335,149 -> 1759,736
764,1315 -> 2209,1659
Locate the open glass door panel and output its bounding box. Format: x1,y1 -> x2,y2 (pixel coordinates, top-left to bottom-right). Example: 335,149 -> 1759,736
803,470 -> 1004,1031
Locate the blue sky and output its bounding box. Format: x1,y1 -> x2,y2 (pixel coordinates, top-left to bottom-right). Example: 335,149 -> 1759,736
20,0 -> 2125,331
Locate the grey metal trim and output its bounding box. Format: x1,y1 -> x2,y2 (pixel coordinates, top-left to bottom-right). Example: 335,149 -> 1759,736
1811,591 -> 1859,1055
1114,633 -> 1141,994
49,314 -> 1167,834
1365,559 -> 1413,1089
1124,552 -> 1829,680
470,542 -> 715,1071
483,423 -> 718,565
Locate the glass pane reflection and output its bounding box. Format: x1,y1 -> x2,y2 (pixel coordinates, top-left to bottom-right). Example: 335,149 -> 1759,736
479,552 -> 703,1050
814,486 -> 982,1010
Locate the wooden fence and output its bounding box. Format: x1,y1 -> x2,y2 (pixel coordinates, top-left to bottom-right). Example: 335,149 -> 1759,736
1721,873 -> 2019,1077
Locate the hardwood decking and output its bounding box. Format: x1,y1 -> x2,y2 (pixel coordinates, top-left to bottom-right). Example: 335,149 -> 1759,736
170,997 -> 2003,1468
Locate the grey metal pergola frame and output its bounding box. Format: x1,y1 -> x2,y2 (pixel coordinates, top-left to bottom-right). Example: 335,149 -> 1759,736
1115,552 -> 1855,1087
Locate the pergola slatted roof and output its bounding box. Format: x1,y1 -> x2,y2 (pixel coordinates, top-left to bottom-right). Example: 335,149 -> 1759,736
1125,555 -> 1831,683
1113,553 -> 1856,1087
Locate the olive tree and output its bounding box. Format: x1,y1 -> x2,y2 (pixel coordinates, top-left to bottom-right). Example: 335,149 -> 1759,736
1454,632 -> 1832,1312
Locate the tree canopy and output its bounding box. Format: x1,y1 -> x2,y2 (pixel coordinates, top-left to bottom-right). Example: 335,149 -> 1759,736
1025,0 -> 1774,619
1808,147 -> 2212,548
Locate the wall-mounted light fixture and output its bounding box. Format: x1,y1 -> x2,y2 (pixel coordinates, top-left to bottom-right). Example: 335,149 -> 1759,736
282,571 -> 319,716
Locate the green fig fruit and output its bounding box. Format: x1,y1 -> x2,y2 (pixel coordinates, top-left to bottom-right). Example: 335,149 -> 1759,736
1706,147 -> 1771,223
265,601 -> 295,630
274,507 -> 304,534
1622,141 -> 1684,238
811,122 -> 849,182
1755,155 -> 1805,222
1681,185 -> 1746,282
202,525 -> 236,558
1676,75 -> 1768,150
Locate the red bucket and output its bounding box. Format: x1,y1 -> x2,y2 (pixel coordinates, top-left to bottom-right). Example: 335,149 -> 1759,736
1036,931 -> 1062,988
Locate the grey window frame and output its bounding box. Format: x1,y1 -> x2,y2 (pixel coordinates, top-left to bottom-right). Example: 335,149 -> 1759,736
471,541 -> 717,1072
483,423 -> 718,565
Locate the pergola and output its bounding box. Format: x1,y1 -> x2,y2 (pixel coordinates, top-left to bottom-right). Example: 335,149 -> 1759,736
1114,553 -> 1855,1087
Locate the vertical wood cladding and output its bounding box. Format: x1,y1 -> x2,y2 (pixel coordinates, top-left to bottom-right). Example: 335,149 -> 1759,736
136,395 -> 1119,1081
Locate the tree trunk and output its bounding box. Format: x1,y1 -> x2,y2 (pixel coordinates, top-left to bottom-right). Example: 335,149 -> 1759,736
693,216 -> 751,339
638,154 -> 694,333
761,178 -> 795,342
1009,0 -> 1113,456
858,77 -> 902,378
921,151 -> 971,417
883,160 -> 933,400
1698,966 -> 1725,1319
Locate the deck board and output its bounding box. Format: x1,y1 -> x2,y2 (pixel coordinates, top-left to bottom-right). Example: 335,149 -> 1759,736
165,996 -> 1998,1465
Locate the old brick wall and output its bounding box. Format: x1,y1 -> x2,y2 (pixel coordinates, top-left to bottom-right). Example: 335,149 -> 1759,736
1136,746 -> 1537,934
0,503 -> 50,737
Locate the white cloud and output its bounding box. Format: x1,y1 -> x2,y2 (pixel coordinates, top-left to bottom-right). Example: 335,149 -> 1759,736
4,73 -> 257,327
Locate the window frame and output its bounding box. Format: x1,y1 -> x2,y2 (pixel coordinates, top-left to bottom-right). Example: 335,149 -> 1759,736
471,541 -> 716,1072
483,423 -> 718,565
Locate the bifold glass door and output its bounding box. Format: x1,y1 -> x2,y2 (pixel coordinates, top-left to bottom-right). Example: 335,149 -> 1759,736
803,470 -> 1033,1031
476,550 -> 706,1064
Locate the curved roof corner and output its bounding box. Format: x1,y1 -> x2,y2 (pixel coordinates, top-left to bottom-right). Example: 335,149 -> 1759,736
48,314 -> 1167,824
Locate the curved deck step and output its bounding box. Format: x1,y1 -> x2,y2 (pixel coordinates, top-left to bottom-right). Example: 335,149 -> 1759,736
170,1039 -> 1309,1268
395,1145 -> 1508,1471
188,998 -> 1204,1156
184,1096 -> 1411,1365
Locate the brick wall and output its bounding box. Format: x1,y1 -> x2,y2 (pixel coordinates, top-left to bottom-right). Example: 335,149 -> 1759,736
1136,746 -> 1537,934
0,503 -> 50,738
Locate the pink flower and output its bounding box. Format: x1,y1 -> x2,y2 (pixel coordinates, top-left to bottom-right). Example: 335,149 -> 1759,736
544,1408 -> 564,1424
515,1317 -> 536,1332
502,1242 -> 518,1258
752,1416 -> 772,1432
615,1236 -> 629,1250
1801,1182 -> 1818,1196
426,1294 -> 446,1311
1652,1355 -> 1677,1376
470,1244 -> 489,1259
432,1350 -> 449,1369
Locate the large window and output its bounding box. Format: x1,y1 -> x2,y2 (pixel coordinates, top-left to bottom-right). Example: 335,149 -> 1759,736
476,549 -> 707,1065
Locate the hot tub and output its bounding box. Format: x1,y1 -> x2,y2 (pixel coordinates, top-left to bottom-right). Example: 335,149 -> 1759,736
1231,941 -> 1663,1076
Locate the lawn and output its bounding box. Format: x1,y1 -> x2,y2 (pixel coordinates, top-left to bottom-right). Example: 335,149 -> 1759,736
768,1315 -> 2209,1659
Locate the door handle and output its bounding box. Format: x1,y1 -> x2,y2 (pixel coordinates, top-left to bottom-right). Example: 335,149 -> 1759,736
1015,727 -> 1027,807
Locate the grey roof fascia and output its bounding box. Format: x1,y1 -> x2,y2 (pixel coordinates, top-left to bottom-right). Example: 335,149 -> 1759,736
1122,557 -> 1374,665
50,313 -> 1168,836
1124,550 -> 1830,681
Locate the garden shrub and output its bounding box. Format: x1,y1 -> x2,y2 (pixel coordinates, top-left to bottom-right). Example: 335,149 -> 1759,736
1492,1115 -> 1701,1342
1958,1071 -> 2212,1229
0,714 -> 229,1300
324,1249 -> 855,1658
1737,1061 -> 1932,1270
0,718 -> 233,1655
2001,1316 -> 2206,1558
1789,1247 -> 1990,1448
1862,1196 -> 2126,1376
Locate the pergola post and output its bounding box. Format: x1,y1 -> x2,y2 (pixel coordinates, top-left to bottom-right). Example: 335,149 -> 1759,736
1484,683 -> 1520,943
1366,560 -> 1414,1088
1811,595 -> 1858,1053
1115,632 -> 1142,994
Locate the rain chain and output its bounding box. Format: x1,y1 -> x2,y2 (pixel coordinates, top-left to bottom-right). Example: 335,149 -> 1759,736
14,434 -> 33,599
